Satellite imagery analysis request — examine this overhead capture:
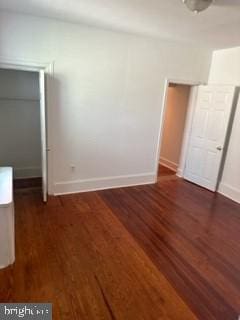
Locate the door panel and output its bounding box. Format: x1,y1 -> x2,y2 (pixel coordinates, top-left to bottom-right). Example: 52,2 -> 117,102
39,70 -> 47,202
184,85 -> 235,191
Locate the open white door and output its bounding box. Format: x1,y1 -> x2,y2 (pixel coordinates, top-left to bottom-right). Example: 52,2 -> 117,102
184,85 -> 235,191
39,70 -> 47,202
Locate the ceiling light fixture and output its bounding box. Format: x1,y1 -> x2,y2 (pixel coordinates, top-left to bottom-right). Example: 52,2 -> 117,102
182,0 -> 213,13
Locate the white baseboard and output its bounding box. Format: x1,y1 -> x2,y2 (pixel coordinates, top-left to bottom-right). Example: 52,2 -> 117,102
218,182 -> 240,204
159,157 -> 178,172
14,167 -> 41,179
53,172 -> 156,195
176,168 -> 183,178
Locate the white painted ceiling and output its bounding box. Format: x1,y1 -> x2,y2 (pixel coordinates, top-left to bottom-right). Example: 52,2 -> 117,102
0,0 -> 240,49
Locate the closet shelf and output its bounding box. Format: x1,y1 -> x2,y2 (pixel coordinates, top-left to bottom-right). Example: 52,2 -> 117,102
0,97 -> 40,102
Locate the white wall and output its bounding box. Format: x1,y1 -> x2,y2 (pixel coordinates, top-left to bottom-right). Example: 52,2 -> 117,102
160,85 -> 190,171
0,11 -> 212,195
209,47 -> 240,203
0,69 -> 41,179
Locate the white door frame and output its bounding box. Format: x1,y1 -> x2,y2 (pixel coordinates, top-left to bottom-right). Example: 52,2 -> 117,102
154,78 -> 204,182
0,57 -> 54,195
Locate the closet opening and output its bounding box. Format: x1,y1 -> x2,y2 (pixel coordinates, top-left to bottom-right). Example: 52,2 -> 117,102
0,68 -> 47,202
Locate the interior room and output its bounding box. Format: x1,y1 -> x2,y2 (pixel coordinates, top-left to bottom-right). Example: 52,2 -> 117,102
0,1 -> 240,319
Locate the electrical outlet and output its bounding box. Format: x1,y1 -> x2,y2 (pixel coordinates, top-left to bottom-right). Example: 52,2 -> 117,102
70,165 -> 76,171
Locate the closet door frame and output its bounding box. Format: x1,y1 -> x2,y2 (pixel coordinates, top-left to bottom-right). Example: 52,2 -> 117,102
39,70 -> 47,202
0,57 -> 54,199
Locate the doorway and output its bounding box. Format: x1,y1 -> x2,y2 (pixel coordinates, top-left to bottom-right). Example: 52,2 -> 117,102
157,82 -> 192,182
158,83 -> 191,179
0,68 -> 47,202
157,81 -> 237,192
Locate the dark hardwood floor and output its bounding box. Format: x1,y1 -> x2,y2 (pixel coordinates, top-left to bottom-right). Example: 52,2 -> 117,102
158,165 -> 176,177
0,176 -> 240,319
14,177 -> 42,190
158,165 -> 177,183
101,179 -> 240,320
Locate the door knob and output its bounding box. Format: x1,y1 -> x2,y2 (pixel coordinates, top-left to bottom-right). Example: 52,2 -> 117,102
216,146 -> 222,151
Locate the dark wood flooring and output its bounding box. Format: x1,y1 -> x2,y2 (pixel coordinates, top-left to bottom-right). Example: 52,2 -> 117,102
14,177 -> 42,190
158,165 -> 176,177
158,165 -> 177,183
0,176 -> 240,319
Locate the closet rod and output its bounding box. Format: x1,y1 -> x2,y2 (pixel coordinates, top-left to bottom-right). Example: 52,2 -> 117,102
0,97 -> 40,102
